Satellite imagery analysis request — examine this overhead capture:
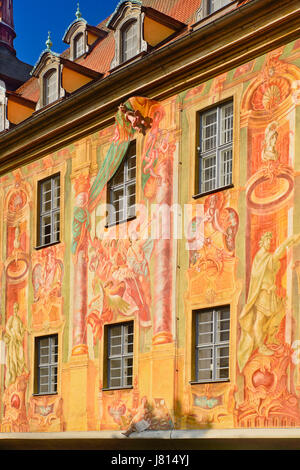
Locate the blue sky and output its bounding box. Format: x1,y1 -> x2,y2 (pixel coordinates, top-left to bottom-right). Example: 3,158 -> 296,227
14,0 -> 118,66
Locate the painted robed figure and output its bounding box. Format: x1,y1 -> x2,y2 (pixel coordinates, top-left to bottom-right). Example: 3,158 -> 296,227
3,302 -> 27,388
238,232 -> 300,372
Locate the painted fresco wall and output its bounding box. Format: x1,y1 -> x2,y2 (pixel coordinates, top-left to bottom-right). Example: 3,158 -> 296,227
0,39 -> 300,433
180,40 -> 300,429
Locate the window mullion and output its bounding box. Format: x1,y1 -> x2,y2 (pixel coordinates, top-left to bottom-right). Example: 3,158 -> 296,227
108,329 -> 111,387
198,101 -> 233,194
121,325 -> 125,387
216,106 -> 221,189
49,360 -> 53,393
199,114 -> 203,192
38,343 -> 42,393
212,309 -> 216,381
50,177 -> 54,244
124,160 -> 129,221
195,307 -> 229,383
196,316 -> 199,382
38,174 -> 60,247
40,185 -> 44,244
108,142 -> 136,226
49,338 -> 52,392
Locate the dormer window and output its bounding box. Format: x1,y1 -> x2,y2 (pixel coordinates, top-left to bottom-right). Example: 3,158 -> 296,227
44,69 -> 58,106
108,2 -> 147,70
209,0 -> 231,13
31,37 -> 103,110
62,6 -> 107,62
121,20 -> 138,62
0,101 -> 5,131
0,80 -> 8,131
196,0 -> 232,21
74,32 -> 85,59
107,1 -> 185,70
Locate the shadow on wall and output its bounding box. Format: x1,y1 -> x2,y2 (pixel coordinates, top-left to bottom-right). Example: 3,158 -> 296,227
173,400 -> 213,431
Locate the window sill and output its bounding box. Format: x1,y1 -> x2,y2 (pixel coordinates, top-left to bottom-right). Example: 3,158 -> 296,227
192,183 -> 234,200
105,215 -> 136,229
35,240 -> 61,251
32,392 -> 58,397
102,386 -> 134,392
109,51 -> 147,73
189,379 -> 230,385
191,0 -> 238,30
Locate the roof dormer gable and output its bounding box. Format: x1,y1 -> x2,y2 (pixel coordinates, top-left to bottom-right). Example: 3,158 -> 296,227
31,33 -> 103,111
106,0 -> 143,31
63,5 -> 108,61
107,0 -> 186,70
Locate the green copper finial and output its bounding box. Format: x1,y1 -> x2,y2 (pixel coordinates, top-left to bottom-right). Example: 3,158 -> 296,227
76,3 -> 82,19
46,31 -> 52,50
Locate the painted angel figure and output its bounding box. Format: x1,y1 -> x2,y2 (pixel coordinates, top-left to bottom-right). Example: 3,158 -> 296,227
87,276 -> 132,343
121,236 -> 154,327
119,103 -> 152,135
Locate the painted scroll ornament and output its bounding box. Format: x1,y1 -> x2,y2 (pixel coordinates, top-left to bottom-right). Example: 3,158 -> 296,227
1,373 -> 29,432
28,395 -> 64,431
236,343 -> 300,427
251,77 -> 290,112
246,163 -> 294,213
5,255 -> 29,284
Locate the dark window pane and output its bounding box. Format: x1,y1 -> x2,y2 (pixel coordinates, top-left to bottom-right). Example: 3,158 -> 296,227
108,143 -> 136,225
108,322 -> 134,388
36,335 -> 58,394
39,175 -> 60,246
195,307 -> 230,382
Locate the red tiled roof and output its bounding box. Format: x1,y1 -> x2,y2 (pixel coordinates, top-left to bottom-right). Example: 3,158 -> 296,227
16,76 -> 40,102
142,0 -> 201,23
15,0 -> 253,102
76,33 -> 115,75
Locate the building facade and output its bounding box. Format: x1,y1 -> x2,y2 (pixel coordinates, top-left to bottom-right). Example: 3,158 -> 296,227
0,0 -> 300,449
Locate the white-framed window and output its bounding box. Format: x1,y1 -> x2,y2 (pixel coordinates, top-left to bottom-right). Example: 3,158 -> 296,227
198,100 -> 233,194
38,173 -> 60,247
0,102 -> 5,131
209,0 -> 231,13
74,32 -> 85,59
108,141 -> 136,225
107,322 -> 134,389
35,334 -> 58,395
121,20 -> 138,63
43,69 -> 58,106
194,306 -> 230,383
0,80 -> 7,131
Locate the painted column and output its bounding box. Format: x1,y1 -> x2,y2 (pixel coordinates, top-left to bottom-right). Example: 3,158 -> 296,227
71,172 -> 90,356
151,141 -> 174,345
135,98 -> 175,345
70,139 -> 92,355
